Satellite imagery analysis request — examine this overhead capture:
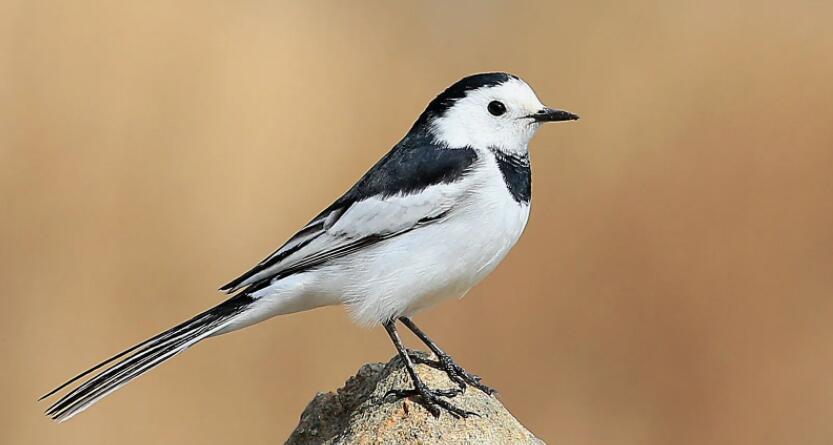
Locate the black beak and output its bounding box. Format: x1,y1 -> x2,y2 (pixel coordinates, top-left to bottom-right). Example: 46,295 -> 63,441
530,107 -> 580,123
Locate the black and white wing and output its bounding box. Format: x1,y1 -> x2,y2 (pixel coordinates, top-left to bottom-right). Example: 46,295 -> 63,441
220,141 -> 479,294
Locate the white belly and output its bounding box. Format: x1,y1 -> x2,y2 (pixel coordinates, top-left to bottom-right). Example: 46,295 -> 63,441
313,160 -> 531,326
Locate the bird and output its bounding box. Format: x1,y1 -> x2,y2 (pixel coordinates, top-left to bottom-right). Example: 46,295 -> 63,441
40,72 -> 578,421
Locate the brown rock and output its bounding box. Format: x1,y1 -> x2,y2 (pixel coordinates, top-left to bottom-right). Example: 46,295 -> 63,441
286,352 -> 545,444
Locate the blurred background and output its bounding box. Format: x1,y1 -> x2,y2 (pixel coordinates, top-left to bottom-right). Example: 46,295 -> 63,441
2,1 -> 833,444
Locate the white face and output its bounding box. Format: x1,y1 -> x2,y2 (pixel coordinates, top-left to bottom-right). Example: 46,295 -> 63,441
429,77 -> 547,154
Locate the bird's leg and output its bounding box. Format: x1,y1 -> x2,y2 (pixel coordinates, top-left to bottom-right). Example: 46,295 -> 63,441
399,317 -> 496,396
382,320 -> 475,419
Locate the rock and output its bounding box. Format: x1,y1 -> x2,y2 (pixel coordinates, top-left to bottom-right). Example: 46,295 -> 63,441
286,351 -> 545,444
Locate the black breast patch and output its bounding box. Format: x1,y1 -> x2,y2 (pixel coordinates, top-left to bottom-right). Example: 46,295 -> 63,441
489,148 -> 531,204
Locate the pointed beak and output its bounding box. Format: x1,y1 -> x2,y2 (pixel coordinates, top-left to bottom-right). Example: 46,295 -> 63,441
529,107 -> 580,123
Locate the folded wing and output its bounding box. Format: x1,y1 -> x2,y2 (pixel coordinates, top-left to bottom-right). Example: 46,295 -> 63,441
220,141 -> 480,294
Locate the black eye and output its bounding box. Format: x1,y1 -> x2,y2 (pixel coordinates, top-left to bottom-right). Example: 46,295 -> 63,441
487,100 -> 506,116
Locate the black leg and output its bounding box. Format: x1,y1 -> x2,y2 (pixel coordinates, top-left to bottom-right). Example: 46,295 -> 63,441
399,317 -> 496,396
383,320 -> 476,419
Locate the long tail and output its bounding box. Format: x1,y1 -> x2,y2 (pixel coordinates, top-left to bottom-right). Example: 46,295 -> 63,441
40,295 -> 254,422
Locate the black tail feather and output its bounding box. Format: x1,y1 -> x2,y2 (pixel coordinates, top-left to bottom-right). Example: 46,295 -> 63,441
41,295 -> 253,422
38,329 -> 172,402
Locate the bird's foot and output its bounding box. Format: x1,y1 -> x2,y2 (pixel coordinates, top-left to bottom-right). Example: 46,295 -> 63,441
384,381 -> 476,419
408,351 -> 497,396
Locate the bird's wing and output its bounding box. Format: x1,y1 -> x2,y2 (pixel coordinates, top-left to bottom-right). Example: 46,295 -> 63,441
220,142 -> 479,294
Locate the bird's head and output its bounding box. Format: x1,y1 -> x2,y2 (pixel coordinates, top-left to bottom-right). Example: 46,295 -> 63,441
411,72 -> 578,154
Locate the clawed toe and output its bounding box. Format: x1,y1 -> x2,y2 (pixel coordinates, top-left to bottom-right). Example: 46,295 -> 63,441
384,383 -> 476,419
447,362 -> 496,395
407,351 -> 440,367
384,386 -> 461,401
407,351 -> 497,396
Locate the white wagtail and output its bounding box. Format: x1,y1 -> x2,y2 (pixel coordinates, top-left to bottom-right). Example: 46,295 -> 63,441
41,72 -> 578,421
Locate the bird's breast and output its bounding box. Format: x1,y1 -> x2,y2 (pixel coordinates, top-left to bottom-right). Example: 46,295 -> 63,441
458,155 -> 531,283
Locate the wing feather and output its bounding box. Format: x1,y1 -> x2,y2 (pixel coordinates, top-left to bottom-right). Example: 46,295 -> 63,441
220,142 -> 479,294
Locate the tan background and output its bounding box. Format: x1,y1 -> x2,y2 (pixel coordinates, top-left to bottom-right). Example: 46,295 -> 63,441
3,1 -> 833,444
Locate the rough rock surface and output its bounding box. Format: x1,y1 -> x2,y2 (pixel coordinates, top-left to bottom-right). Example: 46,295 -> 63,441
286,351 -> 545,444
